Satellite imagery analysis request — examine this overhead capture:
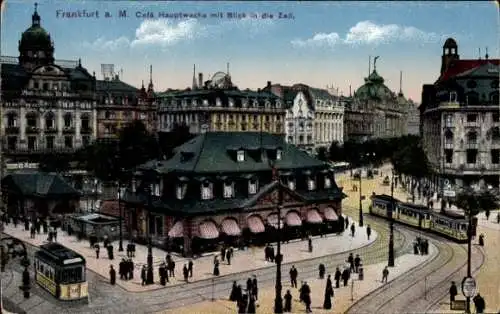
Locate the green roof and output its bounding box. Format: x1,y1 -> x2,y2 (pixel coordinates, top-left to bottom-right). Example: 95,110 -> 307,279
96,79 -> 139,93
140,132 -> 326,174
1,172 -> 80,198
157,88 -> 280,100
355,70 -> 395,100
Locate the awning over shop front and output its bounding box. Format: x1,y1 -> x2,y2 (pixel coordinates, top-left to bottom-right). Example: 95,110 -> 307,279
267,213 -> 284,229
285,211 -> 302,227
324,207 -> 339,221
307,209 -> 323,224
221,218 -> 241,236
168,221 -> 183,238
199,220 -> 220,239
247,215 -> 265,233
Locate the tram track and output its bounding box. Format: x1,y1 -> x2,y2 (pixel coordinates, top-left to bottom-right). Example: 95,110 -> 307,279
346,228 -> 486,314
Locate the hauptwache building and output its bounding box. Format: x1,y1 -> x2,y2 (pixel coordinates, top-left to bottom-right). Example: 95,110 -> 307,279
101,132 -> 347,256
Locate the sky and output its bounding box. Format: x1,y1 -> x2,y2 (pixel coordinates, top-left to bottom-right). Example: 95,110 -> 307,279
1,1 -> 499,101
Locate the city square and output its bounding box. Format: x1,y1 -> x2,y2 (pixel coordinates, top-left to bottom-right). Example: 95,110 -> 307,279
0,1 -> 499,314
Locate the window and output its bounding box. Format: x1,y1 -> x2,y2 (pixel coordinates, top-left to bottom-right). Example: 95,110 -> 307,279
7,137 -> 17,150
288,178 -> 296,191
444,129 -> 454,145
153,183 -> 160,196
26,113 -> 37,127
64,136 -> 73,148
444,149 -> 453,164
105,111 -> 112,119
324,177 -> 331,188
444,114 -> 453,127
467,131 -> 477,144
307,177 -> 316,191
276,149 -> 282,160
287,136 -> 293,143
466,149 -> 478,164
493,113 -> 499,123
45,113 -> 54,129
201,182 -> 213,200
466,114 -> 477,122
491,149 -> 500,164
81,115 -> 90,129
223,182 -> 234,198
176,184 -> 187,200
450,92 -> 457,102
248,179 -> 258,195
7,114 -> 17,127
46,136 -> 54,149
82,136 -> 90,147
64,113 -> 72,128
237,150 -> 245,162
27,136 -> 36,150
61,266 -> 84,284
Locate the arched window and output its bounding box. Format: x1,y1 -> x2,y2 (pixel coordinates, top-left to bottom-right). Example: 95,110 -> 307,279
45,112 -> 55,129
25,112 -> 38,128
64,113 -> 73,128
467,131 -> 477,144
6,112 -> 17,127
81,114 -> 90,130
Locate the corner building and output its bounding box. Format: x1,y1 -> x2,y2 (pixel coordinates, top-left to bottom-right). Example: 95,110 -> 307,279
102,132 -> 346,257
1,6 -> 97,160
420,38 -> 500,188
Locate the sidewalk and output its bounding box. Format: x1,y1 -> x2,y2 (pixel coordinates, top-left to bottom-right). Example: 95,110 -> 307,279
3,217 -> 377,293
159,242 -> 438,314
430,209 -> 500,314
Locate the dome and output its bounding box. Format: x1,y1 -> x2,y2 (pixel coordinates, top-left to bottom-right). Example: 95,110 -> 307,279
19,4 -> 52,50
355,70 -> 394,101
443,38 -> 457,48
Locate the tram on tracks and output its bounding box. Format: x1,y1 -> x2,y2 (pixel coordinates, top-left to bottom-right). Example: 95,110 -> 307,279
369,194 -> 476,243
34,243 -> 88,300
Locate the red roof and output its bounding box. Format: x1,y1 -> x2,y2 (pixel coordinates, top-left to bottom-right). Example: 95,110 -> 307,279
437,59 -> 500,83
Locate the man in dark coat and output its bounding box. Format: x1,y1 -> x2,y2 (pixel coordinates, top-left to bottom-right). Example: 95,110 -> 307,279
323,277 -> 334,310
246,277 -> 253,294
318,263 -> 326,279
269,246 -> 275,263
141,265 -> 147,285
350,223 -> 355,237
449,281 -> 458,305
251,276 -> 258,300
128,259 -> 134,280
183,264 -> 189,282
289,265 -> 298,288
230,281 -> 238,301
247,293 -> 256,313
265,245 -> 270,261
109,265 -> 116,285
226,250 -> 232,265
334,267 -> 341,288
345,216 -> 349,230
473,293 -> 485,314
366,225 -> 372,240
119,259 -> 126,280
95,244 -> 100,259
159,263 -> 167,286
342,268 -> 350,286
354,255 -> 361,273
238,293 -> 248,314
348,253 -> 355,272
413,241 -> 419,255
220,247 -> 226,262
284,290 -> 293,313
188,260 -> 194,277
301,282 -> 312,313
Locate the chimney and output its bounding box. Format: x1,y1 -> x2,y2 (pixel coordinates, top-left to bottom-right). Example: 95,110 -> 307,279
267,81 -> 271,88
198,73 -> 203,89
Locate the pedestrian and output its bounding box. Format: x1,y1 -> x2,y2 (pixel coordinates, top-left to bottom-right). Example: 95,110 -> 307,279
367,224 -> 372,240
251,275 -> 258,300
478,234 -> 484,246
497,212 -> 500,224
247,293 -> 256,313
230,281 -> 238,301
323,276 -> 334,310
485,210 -> 490,220
449,281 -> 457,306
302,281 -> 312,313
107,244 -> 114,260
265,245 -> 270,261
109,265 -> 116,285
169,260 -> 176,277
95,244 -> 100,259
334,267 -> 341,288
226,249 -> 232,265
213,258 -> 220,276
354,254 -> 361,273
284,290 -> 292,313
159,263 -> 167,286
413,241 -> 419,255
342,268 -> 349,286
188,260 -> 193,277
128,259 -> 134,280
238,292 -> 248,314
382,266 -> 389,283
119,259 -> 126,280
270,246 -> 275,263
30,225 -> 36,239
246,277 -> 253,296
183,264 -> 189,282
348,253 -> 355,272
141,265 -> 147,286
221,246 -> 226,262
289,265 -> 298,288
345,216 -> 349,230
308,236 -> 313,253
318,263 -> 326,279
473,293 -> 486,314
350,223 -> 355,237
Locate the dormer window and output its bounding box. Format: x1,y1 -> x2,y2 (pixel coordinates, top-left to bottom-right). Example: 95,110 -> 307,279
450,92 -> 457,102
307,177 -> 316,191
248,179 -> 258,195
223,182 -> 234,198
288,177 -> 296,191
150,183 -> 161,196
276,149 -> 283,160
237,150 -> 245,162
176,183 -> 187,200
324,176 -> 331,189
201,181 -> 213,200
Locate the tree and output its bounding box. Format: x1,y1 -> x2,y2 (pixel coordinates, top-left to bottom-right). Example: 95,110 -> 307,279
316,146 -> 328,162
158,122 -> 195,158
118,120 -> 158,171
328,141 -> 344,162
455,188 -> 498,217
38,153 -> 71,173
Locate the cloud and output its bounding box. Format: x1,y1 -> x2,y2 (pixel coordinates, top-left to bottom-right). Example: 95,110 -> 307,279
292,20 -> 440,49
83,17 -> 274,51
291,32 -> 341,48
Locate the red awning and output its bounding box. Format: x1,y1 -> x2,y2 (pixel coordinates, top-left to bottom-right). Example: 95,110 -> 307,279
168,221 -> 183,238
221,218 -> 241,236
199,221 -> 220,239
285,211 -> 302,227
247,215 -> 265,233
307,209 -> 323,224
267,213 -> 284,229
324,207 -> 339,221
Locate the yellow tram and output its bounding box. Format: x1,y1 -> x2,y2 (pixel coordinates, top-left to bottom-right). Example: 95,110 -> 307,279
34,243 -> 88,300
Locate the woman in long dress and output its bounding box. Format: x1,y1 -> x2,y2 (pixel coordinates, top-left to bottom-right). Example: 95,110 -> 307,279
323,280 -> 334,309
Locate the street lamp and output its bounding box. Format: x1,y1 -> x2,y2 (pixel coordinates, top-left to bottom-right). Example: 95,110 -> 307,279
388,168 -> 395,267
272,165 -> 284,313
117,183 -> 124,252
145,186 -> 154,285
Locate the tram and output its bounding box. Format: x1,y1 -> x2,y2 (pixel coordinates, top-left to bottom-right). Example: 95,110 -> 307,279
34,243 -> 88,300
369,194 -> 476,243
